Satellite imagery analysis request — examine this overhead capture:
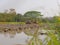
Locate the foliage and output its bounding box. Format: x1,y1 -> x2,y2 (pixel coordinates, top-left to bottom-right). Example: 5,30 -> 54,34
0,9 -> 60,45
24,11 -> 43,18
0,9 -> 60,30
27,30 -> 60,45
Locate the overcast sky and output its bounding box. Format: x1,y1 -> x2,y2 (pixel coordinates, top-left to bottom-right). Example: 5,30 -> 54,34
0,0 -> 60,17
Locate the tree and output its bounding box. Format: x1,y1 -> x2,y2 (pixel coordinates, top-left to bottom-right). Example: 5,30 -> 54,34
24,11 -> 43,23
24,11 -> 43,18
9,8 -> 16,15
15,14 -> 23,22
53,16 -> 60,23
0,12 -> 16,22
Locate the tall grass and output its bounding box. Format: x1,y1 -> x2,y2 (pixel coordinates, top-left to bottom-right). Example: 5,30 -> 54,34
27,30 -> 60,45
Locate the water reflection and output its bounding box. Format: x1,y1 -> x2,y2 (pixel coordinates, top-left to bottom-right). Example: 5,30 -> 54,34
0,29 -> 59,45
0,30 -> 46,45
0,32 -> 33,45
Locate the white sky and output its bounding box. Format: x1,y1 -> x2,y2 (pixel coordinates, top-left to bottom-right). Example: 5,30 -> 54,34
0,0 -> 60,17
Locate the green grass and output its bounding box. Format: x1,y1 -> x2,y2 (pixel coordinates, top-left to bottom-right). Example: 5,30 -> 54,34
0,22 -> 25,24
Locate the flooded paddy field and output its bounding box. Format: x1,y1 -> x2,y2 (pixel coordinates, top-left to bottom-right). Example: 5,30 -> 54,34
0,24 -> 40,45
0,24 -> 59,45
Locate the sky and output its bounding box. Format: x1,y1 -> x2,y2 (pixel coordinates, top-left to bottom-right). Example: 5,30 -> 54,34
0,0 -> 60,17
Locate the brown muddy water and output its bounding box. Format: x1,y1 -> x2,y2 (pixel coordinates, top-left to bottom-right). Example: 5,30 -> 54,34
0,31 -> 47,45
0,24 -> 39,45
0,24 -> 49,45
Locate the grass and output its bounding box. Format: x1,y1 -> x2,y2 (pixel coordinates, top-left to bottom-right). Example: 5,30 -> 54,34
27,30 -> 60,45
0,22 -> 25,24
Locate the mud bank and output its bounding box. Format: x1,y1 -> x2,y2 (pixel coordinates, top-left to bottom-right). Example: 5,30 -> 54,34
0,24 -> 40,33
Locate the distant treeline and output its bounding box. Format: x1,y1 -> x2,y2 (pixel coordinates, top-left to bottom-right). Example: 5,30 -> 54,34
0,9 -> 60,24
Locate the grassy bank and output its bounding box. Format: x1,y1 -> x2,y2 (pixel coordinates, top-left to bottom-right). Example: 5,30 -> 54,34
0,22 -> 25,24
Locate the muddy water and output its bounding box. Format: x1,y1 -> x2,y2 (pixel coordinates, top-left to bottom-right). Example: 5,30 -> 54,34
0,32 -> 33,45
0,31 -> 47,45
0,24 -> 47,45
